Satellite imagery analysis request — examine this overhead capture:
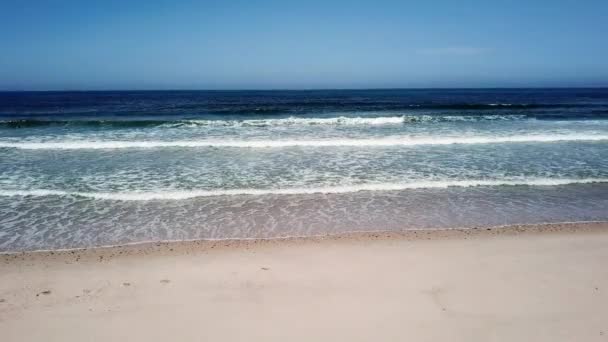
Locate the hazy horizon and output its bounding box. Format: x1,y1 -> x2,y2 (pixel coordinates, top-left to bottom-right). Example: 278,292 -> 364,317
3,86 -> 608,93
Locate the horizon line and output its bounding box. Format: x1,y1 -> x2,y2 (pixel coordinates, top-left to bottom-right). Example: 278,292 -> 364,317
2,86 -> 608,93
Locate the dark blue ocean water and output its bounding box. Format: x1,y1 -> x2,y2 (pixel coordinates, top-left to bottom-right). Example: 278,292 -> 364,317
1,89 -> 607,251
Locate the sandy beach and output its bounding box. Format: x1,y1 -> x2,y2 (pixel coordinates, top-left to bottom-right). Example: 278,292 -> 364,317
1,222 -> 607,341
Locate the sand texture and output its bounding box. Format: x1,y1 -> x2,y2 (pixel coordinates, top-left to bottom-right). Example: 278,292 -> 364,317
1,223 -> 608,341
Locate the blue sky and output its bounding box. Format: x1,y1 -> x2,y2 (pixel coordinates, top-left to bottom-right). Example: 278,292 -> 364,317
1,0 -> 607,90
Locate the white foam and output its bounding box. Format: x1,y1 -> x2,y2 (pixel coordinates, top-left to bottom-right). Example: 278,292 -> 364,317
0,134 -> 606,150
172,116 -> 408,127
165,114 -> 527,127
2,178 -> 606,201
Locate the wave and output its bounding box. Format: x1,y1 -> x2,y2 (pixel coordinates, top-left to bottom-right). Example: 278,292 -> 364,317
1,178 -> 606,201
1,134 -> 607,150
163,114 -> 529,127
166,116 -> 408,127
3,112 -> 608,129
0,115 -> 520,129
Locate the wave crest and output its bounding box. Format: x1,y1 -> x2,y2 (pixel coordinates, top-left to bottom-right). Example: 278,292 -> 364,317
0,114 -> 529,129
1,134 -> 606,150
3,112 -> 608,129
1,178 -> 606,201
165,115 -> 530,128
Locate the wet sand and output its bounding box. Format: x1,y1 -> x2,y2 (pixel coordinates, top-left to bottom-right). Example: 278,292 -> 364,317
1,222 -> 607,341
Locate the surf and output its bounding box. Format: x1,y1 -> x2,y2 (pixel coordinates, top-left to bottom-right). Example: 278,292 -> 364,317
0,114 -> 529,129
1,178 -> 607,201
1,133 -> 607,150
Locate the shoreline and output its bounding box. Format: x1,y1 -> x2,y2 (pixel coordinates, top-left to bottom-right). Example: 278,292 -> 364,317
2,220 -> 607,261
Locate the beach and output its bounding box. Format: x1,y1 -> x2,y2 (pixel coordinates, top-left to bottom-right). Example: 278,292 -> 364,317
2,222 -> 607,341
2,1 -> 608,340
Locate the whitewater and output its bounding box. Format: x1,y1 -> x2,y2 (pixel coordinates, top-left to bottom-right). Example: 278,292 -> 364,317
1,89 -> 607,251
1,133 -> 607,150
1,178 -> 607,201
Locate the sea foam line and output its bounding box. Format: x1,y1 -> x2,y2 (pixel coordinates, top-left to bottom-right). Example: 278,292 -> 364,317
165,114 -> 528,127
0,134 -> 607,150
173,116 -> 408,127
1,178 -> 607,201
0,114 -> 531,129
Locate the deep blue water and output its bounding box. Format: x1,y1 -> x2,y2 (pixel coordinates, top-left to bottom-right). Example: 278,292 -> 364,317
1,89 -> 607,251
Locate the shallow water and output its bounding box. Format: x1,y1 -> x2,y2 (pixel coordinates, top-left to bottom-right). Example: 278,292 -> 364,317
1,89 -> 607,251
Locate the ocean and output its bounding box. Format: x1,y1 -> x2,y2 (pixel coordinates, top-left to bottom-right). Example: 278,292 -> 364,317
1,88 -> 607,252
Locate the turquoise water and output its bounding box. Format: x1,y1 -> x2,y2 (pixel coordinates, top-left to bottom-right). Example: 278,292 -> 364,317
1,89 -> 608,251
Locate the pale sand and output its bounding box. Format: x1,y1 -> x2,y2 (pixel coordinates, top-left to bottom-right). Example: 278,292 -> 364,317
1,222 -> 608,341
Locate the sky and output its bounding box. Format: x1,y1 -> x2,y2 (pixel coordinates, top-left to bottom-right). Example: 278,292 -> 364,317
1,0 -> 607,90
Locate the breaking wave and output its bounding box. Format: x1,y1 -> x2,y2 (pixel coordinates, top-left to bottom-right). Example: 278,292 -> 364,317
1,178 -> 606,201
1,134 -> 606,150
162,115 -> 528,127
3,112 -> 607,129
0,114 -> 526,129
